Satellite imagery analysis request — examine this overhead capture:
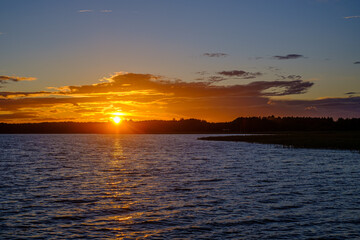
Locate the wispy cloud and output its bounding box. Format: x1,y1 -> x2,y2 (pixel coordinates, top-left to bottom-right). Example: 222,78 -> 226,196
78,9 -> 93,13
78,9 -> 112,13
217,70 -> 262,79
344,16 -> 360,19
0,91 -> 49,98
345,92 -> 360,96
273,54 -> 305,60
195,71 -> 208,76
276,75 -> 302,81
203,53 -> 228,58
207,76 -> 227,83
0,75 -> 37,86
354,61 -> 360,64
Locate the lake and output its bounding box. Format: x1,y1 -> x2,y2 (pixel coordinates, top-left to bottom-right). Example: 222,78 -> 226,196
1,134 -> 360,239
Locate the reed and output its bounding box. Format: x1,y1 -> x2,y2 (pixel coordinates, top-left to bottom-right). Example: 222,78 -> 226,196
199,132 -> 360,151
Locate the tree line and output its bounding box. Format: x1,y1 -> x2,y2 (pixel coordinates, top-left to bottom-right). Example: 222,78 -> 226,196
0,116 -> 359,134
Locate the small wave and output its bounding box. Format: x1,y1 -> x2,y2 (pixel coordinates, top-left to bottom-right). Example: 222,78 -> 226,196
270,204 -> 303,210
190,157 -> 209,161
210,218 -> 279,227
172,187 -> 192,192
95,207 -> 135,215
258,198 -> 280,204
53,198 -> 98,204
197,178 -> 224,183
52,215 -> 85,221
46,176 -> 77,181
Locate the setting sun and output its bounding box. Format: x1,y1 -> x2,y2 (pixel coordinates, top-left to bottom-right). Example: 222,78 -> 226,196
112,116 -> 121,124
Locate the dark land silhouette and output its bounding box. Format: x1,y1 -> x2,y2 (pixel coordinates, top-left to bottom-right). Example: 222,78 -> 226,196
199,132 -> 360,151
0,116 -> 360,134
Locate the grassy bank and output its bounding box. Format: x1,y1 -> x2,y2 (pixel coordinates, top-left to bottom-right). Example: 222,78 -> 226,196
198,132 -> 360,151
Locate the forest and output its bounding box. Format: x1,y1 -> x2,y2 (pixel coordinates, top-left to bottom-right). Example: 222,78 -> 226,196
0,116 -> 360,134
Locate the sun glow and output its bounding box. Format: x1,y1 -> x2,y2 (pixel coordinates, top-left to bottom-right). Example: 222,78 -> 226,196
110,112 -> 125,124
112,116 -> 121,124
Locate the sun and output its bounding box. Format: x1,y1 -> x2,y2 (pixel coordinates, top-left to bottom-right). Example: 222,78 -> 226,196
112,116 -> 121,124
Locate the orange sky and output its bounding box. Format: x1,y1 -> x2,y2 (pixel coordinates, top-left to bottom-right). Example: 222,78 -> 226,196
1,72 -> 359,123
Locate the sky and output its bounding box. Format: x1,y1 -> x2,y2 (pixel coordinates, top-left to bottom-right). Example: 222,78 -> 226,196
0,0 -> 359,123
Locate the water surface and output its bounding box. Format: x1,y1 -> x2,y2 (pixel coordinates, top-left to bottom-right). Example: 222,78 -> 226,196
1,134 -> 360,239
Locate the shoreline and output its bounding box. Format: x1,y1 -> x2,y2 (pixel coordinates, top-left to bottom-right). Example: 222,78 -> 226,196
198,132 -> 360,152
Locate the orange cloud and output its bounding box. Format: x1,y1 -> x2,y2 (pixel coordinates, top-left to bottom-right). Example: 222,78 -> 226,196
0,72 -> 359,123
60,73 -> 312,97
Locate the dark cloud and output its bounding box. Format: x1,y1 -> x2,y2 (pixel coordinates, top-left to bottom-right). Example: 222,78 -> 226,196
195,71 -> 208,76
0,91 -> 50,98
345,92 -> 360,96
0,112 -> 37,120
287,75 -> 302,80
263,97 -> 360,119
354,61 -> 360,64
249,80 -> 313,96
273,54 -> 305,60
217,70 -> 262,79
0,96 -> 100,111
0,75 -> 36,86
279,97 -> 360,112
203,53 -> 228,58
277,75 -> 302,81
207,76 -> 227,83
267,66 -> 281,72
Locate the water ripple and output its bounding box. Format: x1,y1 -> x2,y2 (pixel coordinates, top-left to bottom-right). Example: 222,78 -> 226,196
1,134 -> 360,239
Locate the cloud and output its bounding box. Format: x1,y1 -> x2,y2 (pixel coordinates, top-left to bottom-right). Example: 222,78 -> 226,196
305,106 -> 317,111
195,71 -> 208,76
0,75 -> 37,86
78,10 -> 93,13
354,61 -> 360,64
273,54 -> 305,60
1,72 -> 359,122
0,112 -> 37,121
0,91 -> 50,98
345,92 -> 360,96
250,80 -> 313,96
344,16 -> 360,19
271,97 -> 360,118
78,9 -> 112,13
207,76 -> 227,83
267,66 -> 281,72
276,75 -> 302,81
217,70 -> 262,79
203,53 -> 228,58
61,73 -> 309,97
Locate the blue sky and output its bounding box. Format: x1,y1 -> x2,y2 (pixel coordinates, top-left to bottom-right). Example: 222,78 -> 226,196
0,0 -> 360,122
